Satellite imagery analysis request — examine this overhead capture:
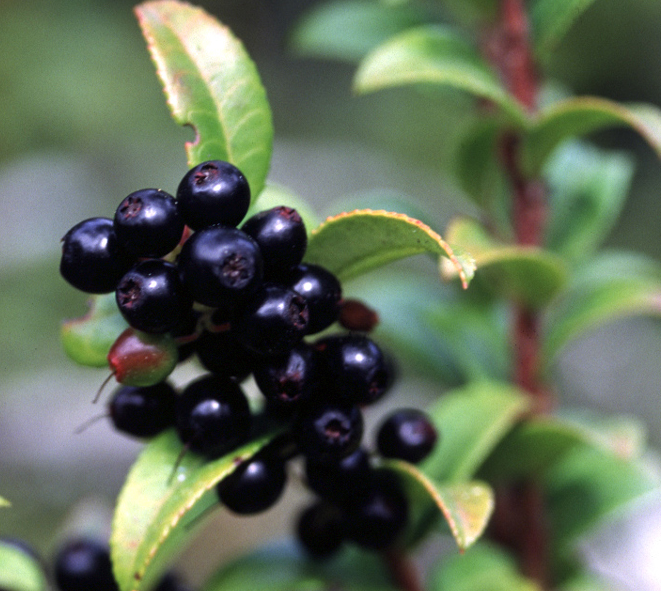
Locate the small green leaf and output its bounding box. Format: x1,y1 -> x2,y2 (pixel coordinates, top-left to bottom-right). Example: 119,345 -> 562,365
203,543 -> 397,591
111,430 -> 277,591
443,217 -> 567,307
291,0 -> 427,62
0,496 -> 10,507
61,294 -> 128,368
135,1 -> 273,198
429,542 -> 541,591
544,140 -> 635,263
420,381 -> 530,482
522,98 -> 661,176
354,25 -> 528,125
247,183 -> 321,233
305,209 -> 476,288
0,542 -> 47,591
390,461 -> 494,551
531,0 -> 599,59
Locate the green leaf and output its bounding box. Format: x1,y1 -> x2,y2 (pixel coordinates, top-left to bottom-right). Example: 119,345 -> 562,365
0,496 -> 10,507
531,0 -> 599,59
111,430 -> 277,591
135,1 -> 273,198
291,0 -> 428,63
61,294 -> 128,368
420,381 -> 530,482
0,542 -> 47,591
429,542 -> 541,591
443,217 -> 567,307
247,183 -> 321,233
354,25 -> 528,125
558,572 -> 616,591
203,543 -> 397,591
390,461 -> 494,550
543,252 -> 661,363
544,140 -> 635,263
545,444 -> 659,553
522,98 -> 661,176
305,209 -> 476,288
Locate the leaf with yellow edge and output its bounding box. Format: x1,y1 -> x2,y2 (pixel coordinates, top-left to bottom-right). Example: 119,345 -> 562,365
305,209 -> 476,288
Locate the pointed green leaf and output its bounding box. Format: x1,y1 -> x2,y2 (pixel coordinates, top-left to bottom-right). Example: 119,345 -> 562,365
61,294 -> 128,368
544,141 -> 635,263
443,217 -> 567,307
390,461 -> 494,550
135,1 -> 273,197
420,382 -> 530,482
522,98 -> 661,175
291,0 -> 427,63
111,430 -> 276,591
305,209 -> 476,288
354,25 -> 528,125
429,542 -> 541,591
0,542 -> 47,591
247,183 -> 321,233
531,0 -> 599,59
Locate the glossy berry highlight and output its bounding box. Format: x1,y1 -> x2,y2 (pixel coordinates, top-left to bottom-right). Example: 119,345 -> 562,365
376,408 -> 438,464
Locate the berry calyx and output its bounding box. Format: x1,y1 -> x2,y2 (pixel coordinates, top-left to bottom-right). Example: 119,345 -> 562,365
53,538 -> 118,591
109,382 -> 177,438
376,409 -> 438,464
286,264 -> 342,334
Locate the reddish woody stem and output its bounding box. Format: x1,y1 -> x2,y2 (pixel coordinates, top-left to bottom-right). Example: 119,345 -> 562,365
382,550 -> 424,591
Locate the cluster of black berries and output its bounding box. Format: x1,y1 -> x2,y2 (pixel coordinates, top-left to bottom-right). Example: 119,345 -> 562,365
60,159 -> 439,558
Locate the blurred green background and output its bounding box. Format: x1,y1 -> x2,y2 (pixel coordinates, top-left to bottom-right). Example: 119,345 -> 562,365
1,0 -> 661,587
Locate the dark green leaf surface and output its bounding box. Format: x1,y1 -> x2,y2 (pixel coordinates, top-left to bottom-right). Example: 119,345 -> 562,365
531,0 -> 599,59
111,430 -> 276,591
61,294 -> 128,368
291,0 -> 427,62
544,141 -> 635,263
390,460 -> 494,550
202,543 -> 397,591
420,381 -> 530,482
305,209 -> 476,288
136,1 -> 273,198
354,25 -> 528,125
522,98 -> 661,175
429,542 -> 540,591
443,217 -> 566,307
0,542 -> 47,591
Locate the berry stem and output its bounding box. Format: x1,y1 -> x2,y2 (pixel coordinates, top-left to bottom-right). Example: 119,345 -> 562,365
382,549 -> 424,591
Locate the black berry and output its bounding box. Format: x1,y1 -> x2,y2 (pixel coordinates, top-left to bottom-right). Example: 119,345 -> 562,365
60,217 -> 133,294
176,160 -> 251,230
376,409 -> 438,464
305,447 -> 372,504
152,572 -> 192,591
286,264 -> 342,334
53,538 -> 118,591
114,189 -> 183,257
109,382 -> 177,438
296,501 -> 345,559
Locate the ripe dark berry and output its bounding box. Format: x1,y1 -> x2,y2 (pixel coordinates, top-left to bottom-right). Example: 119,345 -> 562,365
176,160 -> 251,230
153,572 -> 192,591
241,206 -> 307,279
53,538 -> 118,591
345,469 -> 408,550
114,189 -> 183,257
296,501 -> 345,559
286,264 -> 342,334
109,382 -> 177,438
175,374 -> 251,457
316,334 -> 392,405
178,226 -> 263,307
233,284 -> 309,356
60,217 -> 133,294
216,451 -> 287,514
253,343 -> 318,407
107,328 -> 178,388
194,331 -> 256,382
116,260 -> 192,334
293,401 -> 363,461
305,447 -> 372,504
376,409 -> 438,464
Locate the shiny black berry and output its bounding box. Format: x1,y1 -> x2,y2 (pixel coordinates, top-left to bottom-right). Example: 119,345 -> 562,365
287,264 -> 342,334
116,260 -> 191,334
377,409 -> 438,464
109,382 -> 177,438
296,501 -> 345,559
175,374 -> 251,457
176,160 -> 250,230
178,226 -> 263,307
233,284 -> 309,356
305,447 -> 372,504
194,330 -> 256,382
241,206 -> 307,279
293,401 -> 363,461
152,572 -> 192,591
60,217 -> 133,293
216,451 -> 287,514
53,538 -> 118,591
114,189 -> 183,257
